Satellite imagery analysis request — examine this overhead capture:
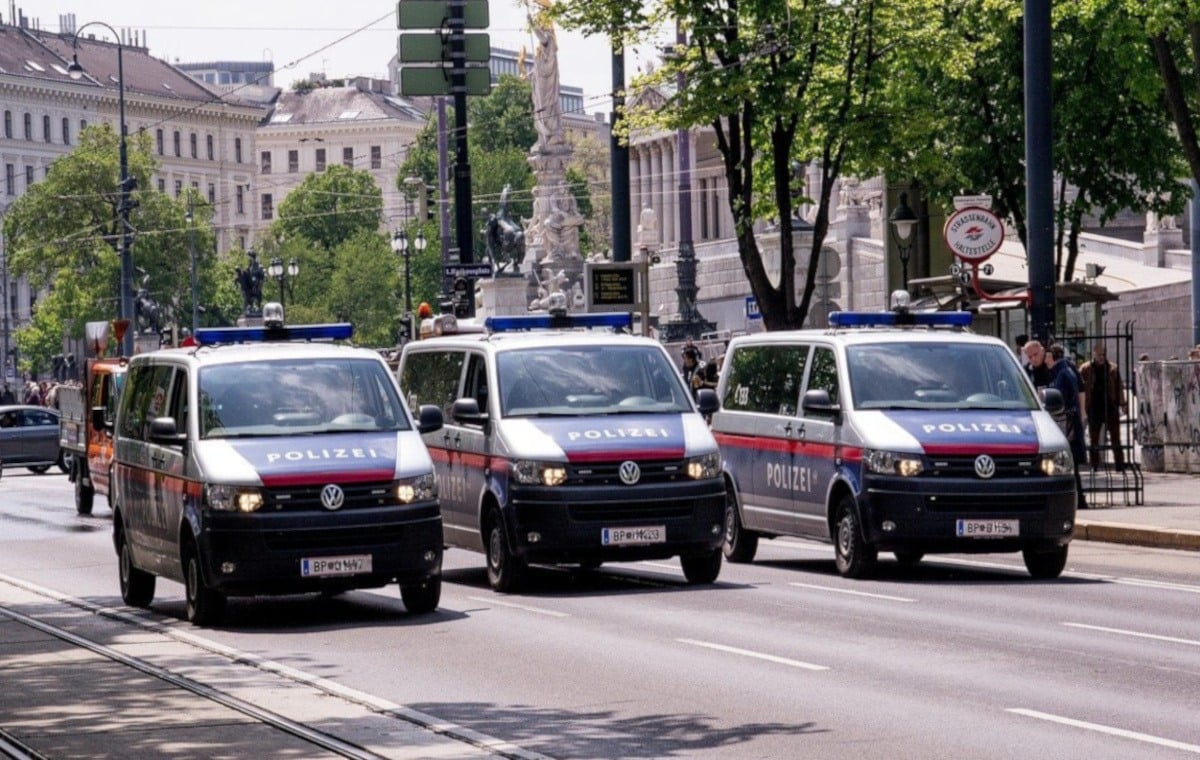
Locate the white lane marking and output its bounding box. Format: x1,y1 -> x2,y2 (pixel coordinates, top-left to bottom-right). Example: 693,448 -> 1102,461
638,561 -> 681,571
1063,622 -> 1200,648
677,638 -> 828,671
466,596 -> 568,618
788,582 -> 916,603
1007,708 -> 1200,754
1115,577 -> 1200,595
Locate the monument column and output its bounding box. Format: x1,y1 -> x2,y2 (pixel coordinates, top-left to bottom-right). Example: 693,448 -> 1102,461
651,143 -> 664,249
663,139 -> 676,246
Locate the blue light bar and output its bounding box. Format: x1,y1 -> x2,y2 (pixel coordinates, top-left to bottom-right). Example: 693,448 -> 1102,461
828,311 -> 972,328
194,323 -> 354,346
485,312 -> 633,332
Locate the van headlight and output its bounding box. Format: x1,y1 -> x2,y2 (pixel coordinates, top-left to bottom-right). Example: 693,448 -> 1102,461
512,460 -> 567,486
206,484 -> 264,512
863,449 -> 924,477
397,473 -> 438,503
686,452 -> 720,480
1040,449 -> 1074,476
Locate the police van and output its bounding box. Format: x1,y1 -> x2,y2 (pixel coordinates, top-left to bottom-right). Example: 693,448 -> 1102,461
111,305 -> 446,625
397,309 -> 726,592
712,297 -> 1077,579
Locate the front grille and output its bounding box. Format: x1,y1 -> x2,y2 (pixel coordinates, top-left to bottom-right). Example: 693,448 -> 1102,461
263,480 -> 397,512
923,494 -> 1048,513
264,525 -> 410,551
568,459 -> 690,486
568,501 -> 697,523
924,455 -> 1042,479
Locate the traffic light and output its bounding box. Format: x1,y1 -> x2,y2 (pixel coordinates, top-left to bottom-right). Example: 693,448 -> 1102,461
426,185 -> 436,222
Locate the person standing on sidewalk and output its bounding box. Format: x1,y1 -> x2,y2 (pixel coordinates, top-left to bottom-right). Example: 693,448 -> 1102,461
1080,344 -> 1127,470
1026,341 -> 1088,510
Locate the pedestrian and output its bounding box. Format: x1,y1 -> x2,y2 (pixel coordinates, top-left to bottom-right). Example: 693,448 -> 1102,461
681,341 -> 706,397
1079,344 -> 1128,470
1032,341 -> 1088,510
1190,344 -> 1200,360
1020,334 -> 1051,388
0,384 -> 14,405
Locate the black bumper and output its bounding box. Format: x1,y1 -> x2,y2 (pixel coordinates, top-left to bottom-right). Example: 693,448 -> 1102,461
197,502 -> 443,595
506,478 -> 725,563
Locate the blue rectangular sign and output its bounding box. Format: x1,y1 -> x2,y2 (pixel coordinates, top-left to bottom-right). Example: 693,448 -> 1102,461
745,296 -> 761,320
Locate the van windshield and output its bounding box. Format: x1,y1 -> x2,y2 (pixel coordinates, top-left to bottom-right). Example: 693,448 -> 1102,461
497,345 -> 693,417
846,342 -> 1038,410
199,358 -> 411,438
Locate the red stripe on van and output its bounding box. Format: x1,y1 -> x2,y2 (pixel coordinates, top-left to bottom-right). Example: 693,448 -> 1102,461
922,443 -> 1040,456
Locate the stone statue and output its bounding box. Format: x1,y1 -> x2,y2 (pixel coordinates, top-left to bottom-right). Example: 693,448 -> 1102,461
484,184 -> 526,273
133,270 -> 162,334
236,250 -> 265,315
528,2 -> 566,152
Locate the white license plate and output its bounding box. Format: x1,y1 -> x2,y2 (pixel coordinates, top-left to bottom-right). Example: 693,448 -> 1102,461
602,526 -> 666,546
301,554 -> 372,577
956,519 -> 1019,538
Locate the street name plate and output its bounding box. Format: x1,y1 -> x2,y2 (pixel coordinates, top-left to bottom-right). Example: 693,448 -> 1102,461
444,262 -> 494,278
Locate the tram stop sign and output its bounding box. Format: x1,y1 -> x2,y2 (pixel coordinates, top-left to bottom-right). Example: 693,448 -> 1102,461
943,206 -> 1004,264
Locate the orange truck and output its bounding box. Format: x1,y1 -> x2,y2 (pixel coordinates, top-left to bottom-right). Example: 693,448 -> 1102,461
57,321 -> 128,515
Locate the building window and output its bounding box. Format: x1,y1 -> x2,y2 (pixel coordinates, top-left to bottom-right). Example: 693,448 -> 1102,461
173,131 -> 181,157
23,113 -> 32,140
3,110 -> 10,139
208,183 -> 216,205
315,148 -> 326,171
5,164 -> 14,196
158,178 -> 166,193
261,151 -> 271,174
235,137 -> 243,163
343,147 -> 353,168
80,119 -> 87,133
288,150 -> 299,173
190,133 -> 198,159
174,180 -> 182,198
370,145 -> 381,170
156,129 -> 164,155
239,235 -> 246,250
206,134 -> 214,161
236,184 -> 245,215
61,117 -> 70,145
261,193 -> 274,220
25,165 -> 34,188
43,114 -> 51,142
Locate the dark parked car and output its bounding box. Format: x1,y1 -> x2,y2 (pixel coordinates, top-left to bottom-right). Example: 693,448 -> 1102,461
0,405 -> 66,476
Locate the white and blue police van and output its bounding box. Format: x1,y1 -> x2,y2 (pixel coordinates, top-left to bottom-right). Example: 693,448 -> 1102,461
397,309 -> 726,592
712,296 -> 1077,579
111,305 -> 446,626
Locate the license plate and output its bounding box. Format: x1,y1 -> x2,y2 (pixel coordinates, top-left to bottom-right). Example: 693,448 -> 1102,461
301,554 -> 372,577
956,519 -> 1019,538
602,526 -> 666,546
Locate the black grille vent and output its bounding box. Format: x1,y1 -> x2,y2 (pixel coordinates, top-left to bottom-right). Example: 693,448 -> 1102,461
263,480 -> 396,512
925,455 -> 1042,479
568,459 -> 689,486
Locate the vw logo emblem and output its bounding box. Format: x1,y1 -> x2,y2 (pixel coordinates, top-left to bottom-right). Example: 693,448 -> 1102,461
320,484 -> 345,510
618,461 -> 641,486
974,455 -> 996,479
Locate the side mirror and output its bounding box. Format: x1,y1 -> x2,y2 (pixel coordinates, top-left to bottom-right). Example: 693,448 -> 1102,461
90,406 -> 108,431
451,397 -> 488,426
417,404 -> 444,434
801,389 -> 841,419
148,416 -> 186,445
1041,387 -> 1065,415
695,388 -> 720,416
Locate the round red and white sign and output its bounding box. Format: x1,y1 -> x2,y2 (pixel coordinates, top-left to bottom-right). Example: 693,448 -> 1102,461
943,206 -> 1004,263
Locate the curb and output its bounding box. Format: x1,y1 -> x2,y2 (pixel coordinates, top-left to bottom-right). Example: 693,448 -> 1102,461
1075,520 -> 1200,552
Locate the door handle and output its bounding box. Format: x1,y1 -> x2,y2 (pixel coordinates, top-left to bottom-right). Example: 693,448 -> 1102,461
452,433 -> 462,449
783,422 -> 794,437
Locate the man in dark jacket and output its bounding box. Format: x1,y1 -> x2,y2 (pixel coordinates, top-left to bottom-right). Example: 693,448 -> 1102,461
1026,341 -> 1087,510
1079,344 -> 1127,470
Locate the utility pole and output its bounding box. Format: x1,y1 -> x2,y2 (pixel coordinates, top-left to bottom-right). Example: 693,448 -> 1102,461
1024,0 -> 1055,343
438,97 -> 452,305
449,0 -> 476,316
186,194 -> 198,334
610,40 -> 631,262
1,202 -> 10,383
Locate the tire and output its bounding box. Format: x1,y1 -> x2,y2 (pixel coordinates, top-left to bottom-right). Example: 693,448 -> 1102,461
184,546 -> 225,626
723,490 -> 759,563
681,549 -> 722,584
894,551 -> 925,566
27,465 -> 50,474
1023,545 -> 1068,579
117,524 -> 155,608
58,451 -> 71,475
400,574 -> 442,614
834,495 -> 877,579
75,462 -> 95,516
485,508 -> 527,593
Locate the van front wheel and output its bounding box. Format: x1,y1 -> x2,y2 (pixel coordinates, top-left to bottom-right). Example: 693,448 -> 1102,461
1023,545 -> 1068,579
834,496 -> 877,579
681,550 -> 722,584
400,574 -> 441,614
184,547 -> 225,626
486,509 -> 526,593
117,525 -> 155,607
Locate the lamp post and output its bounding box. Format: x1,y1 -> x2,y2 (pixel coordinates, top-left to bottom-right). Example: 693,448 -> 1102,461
185,195 -> 198,334
67,22 -> 135,357
267,256 -> 299,305
1,201 -> 10,382
392,228 -> 426,341
889,191 -> 918,291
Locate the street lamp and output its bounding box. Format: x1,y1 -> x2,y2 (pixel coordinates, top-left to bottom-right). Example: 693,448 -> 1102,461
185,196 -> 198,334
67,22 -> 136,357
268,256 -> 299,305
889,191 -> 918,290
392,228 -> 426,341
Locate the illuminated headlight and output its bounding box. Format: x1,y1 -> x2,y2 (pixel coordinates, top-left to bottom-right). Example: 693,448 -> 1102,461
1040,449 -> 1074,476
512,460 -> 567,486
205,484 -> 263,512
686,452 -> 720,480
397,473 -> 438,503
863,449 -> 924,477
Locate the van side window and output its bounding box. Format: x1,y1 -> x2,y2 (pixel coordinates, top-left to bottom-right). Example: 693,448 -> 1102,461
168,370 -> 188,434
805,346 -> 840,409
464,354 -> 489,410
119,367 -> 155,440
400,350 -> 465,418
722,344 -> 809,416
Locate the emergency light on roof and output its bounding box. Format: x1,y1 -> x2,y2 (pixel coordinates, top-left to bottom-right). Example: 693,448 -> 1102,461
485,312 -> 634,333
828,311 -> 973,328
193,323 -> 354,346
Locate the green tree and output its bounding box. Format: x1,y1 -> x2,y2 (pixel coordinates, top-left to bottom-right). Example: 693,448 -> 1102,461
276,164 -> 383,251
1141,0 -> 1200,195
326,229 -> 402,346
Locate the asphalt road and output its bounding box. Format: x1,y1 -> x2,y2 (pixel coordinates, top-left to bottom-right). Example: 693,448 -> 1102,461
3,471 -> 1198,759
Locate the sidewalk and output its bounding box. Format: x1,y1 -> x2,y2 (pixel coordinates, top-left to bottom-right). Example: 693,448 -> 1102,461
1075,469 -> 1200,551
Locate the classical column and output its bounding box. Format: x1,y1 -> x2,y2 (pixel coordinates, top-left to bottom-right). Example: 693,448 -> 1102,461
629,145 -> 642,243
663,139 -> 677,245
639,143 -> 653,233
650,143 -> 664,248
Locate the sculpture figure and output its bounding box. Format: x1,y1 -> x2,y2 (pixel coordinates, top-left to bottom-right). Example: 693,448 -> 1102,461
236,250 -> 265,315
528,1 -> 566,152
484,184 -> 527,273
133,270 -> 162,334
